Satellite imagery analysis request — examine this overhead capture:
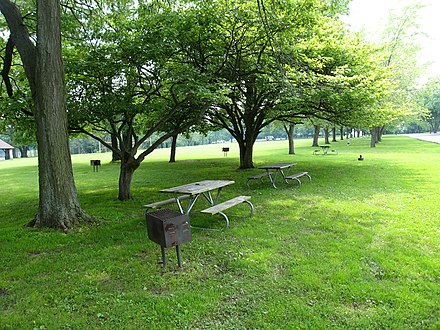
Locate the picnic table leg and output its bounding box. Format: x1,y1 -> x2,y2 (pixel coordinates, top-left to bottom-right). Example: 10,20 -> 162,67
217,212 -> 230,231
181,195 -> 200,214
202,191 -> 214,205
268,170 -> 277,188
202,187 -> 223,205
280,169 -> 289,184
259,173 -> 273,185
176,198 -> 184,214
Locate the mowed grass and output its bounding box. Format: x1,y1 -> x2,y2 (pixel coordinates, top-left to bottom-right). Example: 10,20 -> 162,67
0,135 -> 439,329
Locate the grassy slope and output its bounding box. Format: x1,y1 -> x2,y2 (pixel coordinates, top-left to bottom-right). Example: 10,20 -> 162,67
0,135 -> 439,329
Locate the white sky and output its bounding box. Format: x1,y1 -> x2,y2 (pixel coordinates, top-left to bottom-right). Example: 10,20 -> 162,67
344,0 -> 440,82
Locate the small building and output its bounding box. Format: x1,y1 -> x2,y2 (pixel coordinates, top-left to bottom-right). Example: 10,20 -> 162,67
0,139 -> 14,160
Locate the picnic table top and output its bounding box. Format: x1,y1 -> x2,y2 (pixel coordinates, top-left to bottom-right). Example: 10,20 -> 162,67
259,162 -> 297,170
160,180 -> 235,195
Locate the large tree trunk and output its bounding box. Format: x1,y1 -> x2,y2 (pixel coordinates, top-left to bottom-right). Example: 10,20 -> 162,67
118,155 -> 140,200
238,138 -> 254,169
32,0 -> 90,229
339,127 -> 344,140
312,125 -> 320,147
1,0 -> 90,230
169,134 -> 177,163
332,127 -> 337,142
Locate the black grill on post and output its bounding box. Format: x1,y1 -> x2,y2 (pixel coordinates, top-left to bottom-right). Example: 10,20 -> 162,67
146,209 -> 191,267
90,159 -> 101,172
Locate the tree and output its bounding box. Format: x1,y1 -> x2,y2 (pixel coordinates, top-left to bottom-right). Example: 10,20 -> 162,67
367,2 -> 425,146
280,15 -> 385,152
0,0 -> 90,230
418,78 -> 440,133
65,1 -> 217,200
179,0 -> 336,168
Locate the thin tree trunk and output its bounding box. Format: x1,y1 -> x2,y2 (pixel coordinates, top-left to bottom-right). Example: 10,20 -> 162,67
169,134 -> 177,163
111,135 -> 121,162
284,123 -> 295,154
370,127 -> 378,147
324,128 -> 330,144
340,127 -> 344,140
378,126 -> 385,142
312,125 -> 320,147
332,127 -> 337,142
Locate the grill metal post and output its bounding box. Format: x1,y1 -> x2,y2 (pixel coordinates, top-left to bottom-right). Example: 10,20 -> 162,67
90,159 -> 101,172
176,245 -> 182,268
161,246 -> 167,267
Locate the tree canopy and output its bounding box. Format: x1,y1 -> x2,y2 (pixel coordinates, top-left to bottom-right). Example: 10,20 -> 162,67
1,0 -> 429,211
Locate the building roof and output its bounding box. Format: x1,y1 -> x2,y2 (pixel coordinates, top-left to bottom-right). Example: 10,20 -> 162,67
0,139 -> 14,149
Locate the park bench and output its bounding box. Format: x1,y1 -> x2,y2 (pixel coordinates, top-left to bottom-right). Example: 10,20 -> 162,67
199,196 -> 254,231
285,172 -> 311,187
144,195 -> 190,213
246,172 -> 272,187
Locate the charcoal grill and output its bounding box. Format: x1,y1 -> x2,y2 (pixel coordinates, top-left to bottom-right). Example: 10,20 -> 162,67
146,208 -> 191,267
90,159 -> 101,172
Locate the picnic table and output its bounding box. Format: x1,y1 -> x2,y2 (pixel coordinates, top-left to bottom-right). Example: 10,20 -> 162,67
246,162 -> 296,188
320,145 -> 331,155
247,162 -> 312,188
160,180 -> 235,214
144,180 -> 253,231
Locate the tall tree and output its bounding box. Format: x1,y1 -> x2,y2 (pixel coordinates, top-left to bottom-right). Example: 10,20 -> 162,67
65,1 -> 217,200
368,2 -> 425,146
418,78 -> 440,133
179,0 -> 330,168
0,0 -> 90,230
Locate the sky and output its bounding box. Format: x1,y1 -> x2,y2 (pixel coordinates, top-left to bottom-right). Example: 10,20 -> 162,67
344,0 -> 440,82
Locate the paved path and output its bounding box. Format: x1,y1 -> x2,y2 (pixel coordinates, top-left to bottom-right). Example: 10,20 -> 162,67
405,133 -> 440,144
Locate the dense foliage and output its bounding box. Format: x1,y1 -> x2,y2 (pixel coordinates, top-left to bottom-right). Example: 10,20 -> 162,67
1,0 -> 430,201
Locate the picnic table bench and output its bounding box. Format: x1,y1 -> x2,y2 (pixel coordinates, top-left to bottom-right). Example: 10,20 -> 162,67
285,171 -> 311,187
200,195 -> 254,230
143,195 -> 190,214
246,172 -> 272,187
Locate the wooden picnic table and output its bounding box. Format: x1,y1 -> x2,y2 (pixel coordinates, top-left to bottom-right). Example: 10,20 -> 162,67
160,180 -> 235,214
257,162 -> 297,188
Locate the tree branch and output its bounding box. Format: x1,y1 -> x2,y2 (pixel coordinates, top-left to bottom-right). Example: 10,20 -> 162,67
0,0 -> 37,95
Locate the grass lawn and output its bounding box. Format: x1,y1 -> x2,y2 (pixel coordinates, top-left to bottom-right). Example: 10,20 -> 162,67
0,135 -> 439,329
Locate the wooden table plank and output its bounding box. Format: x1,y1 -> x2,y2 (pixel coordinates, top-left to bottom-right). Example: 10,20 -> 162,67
160,180 -> 235,195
